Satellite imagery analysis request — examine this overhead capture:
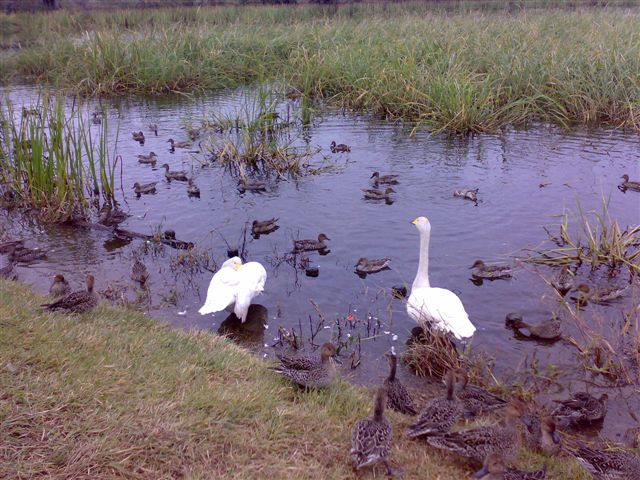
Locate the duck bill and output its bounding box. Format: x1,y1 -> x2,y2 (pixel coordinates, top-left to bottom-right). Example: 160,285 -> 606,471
473,466 -> 489,479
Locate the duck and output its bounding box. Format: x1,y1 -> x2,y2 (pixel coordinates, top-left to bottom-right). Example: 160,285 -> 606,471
49,274 -> 70,298
572,444 -> 640,480
98,206 -> 130,226
619,174 -> 640,192
41,274 -> 99,314
351,386 -> 404,477
132,131 -> 145,142
355,257 -> 391,274
384,347 -> 417,416
454,367 -> 507,417
187,127 -> 200,140
237,178 -> 266,192
8,246 -> 46,263
148,124 -> 158,136
186,178 -> 200,196
330,140 -> 350,153
91,112 -> 102,124
370,171 -> 399,185
576,283 -> 629,305
251,218 -> 279,235
167,138 -> 192,149
552,392 -> 608,426
407,216 -> 476,340
130,259 -> 149,284
362,187 -> 395,201
454,188 -> 479,203
160,163 -> 188,182
470,260 -> 512,280
474,453 -> 547,480
132,181 -> 157,195
505,313 -> 562,341
270,342 -> 338,389
0,261 -> 15,280
551,265 -> 574,296
137,152 -> 157,164
406,369 -> 463,438
0,240 -> 24,254
426,398 -> 530,464
293,233 -> 330,252
198,256 -> 267,323
524,415 -> 562,456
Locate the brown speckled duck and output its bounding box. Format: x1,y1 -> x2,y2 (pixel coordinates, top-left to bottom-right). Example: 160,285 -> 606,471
471,260 -> 512,280
49,274 -> 70,298
167,138 -> 192,149
576,283 -> 629,305
552,391 -> 608,426
355,257 -> 391,274
293,234 -> 330,252
370,171 -> 399,185
619,174 -> 640,192
383,347 -> 416,415
251,218 -> 279,235
524,415 -> 562,456
237,178 -> 266,192
130,259 -> 149,284
42,274 -> 98,314
137,152 -> 157,164
330,141 -> 350,153
407,369 -> 463,438
505,312 -> 562,341
454,367 -> 507,417
363,187 -> 395,201
162,164 -> 188,182
270,342 -> 338,388
132,131 -> 145,142
551,265 -> 574,296
133,182 -> 157,196
351,386 -> 404,477
572,443 -> 640,480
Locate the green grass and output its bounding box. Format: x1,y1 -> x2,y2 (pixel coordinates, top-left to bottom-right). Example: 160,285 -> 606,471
0,278 -> 592,479
1,3 -> 639,133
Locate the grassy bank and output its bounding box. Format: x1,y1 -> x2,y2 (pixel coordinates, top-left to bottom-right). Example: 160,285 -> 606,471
1,4 -> 639,133
0,279 -> 592,478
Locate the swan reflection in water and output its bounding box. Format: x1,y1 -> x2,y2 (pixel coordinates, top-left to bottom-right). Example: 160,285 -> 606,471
218,304 -> 268,345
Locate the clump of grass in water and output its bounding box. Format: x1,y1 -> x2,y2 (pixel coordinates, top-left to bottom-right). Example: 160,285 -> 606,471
0,94 -> 118,222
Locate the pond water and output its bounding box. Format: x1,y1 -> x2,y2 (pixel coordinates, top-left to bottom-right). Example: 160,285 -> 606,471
2,86 -> 639,442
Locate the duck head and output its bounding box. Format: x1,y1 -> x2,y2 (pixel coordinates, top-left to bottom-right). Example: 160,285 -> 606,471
474,453 -> 505,478
542,416 -> 561,444
318,233 -> 330,242
470,259 -> 486,269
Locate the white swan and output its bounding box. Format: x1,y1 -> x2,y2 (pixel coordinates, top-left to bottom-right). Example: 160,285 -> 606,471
198,256 -> 267,322
407,216 -> 476,340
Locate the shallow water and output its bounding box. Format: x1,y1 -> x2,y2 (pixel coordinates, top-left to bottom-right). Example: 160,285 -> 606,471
2,86 -> 639,442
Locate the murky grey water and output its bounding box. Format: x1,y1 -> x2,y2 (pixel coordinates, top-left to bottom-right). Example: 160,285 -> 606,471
2,86 -> 639,442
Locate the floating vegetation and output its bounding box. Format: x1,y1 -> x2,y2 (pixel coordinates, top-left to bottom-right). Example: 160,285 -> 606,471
0,94 -> 118,222
525,198 -> 640,275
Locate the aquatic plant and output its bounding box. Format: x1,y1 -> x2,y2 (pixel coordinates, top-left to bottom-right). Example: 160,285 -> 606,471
0,94 -> 118,222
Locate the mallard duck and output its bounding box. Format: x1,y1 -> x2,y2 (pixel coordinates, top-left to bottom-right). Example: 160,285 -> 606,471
187,178 -> 200,196
384,347 -> 417,415
370,171 -> 399,185
137,152 -> 157,164
237,178 -> 266,192
330,140 -> 350,153
251,218 -> 279,235
270,342 -> 338,389
505,313 -> 562,341
474,453 -> 547,480
407,217 -> 476,340
98,206 -> 130,226
471,260 -> 512,280
0,240 -> 24,254
132,131 -> 145,142
454,188 -> 479,203
572,444 -> 640,480
551,265 -> 574,296
363,187 -> 395,201
407,370 -> 463,438
8,246 -> 46,263
426,398 -> 530,464
454,367 -> 507,416
167,138 -> 192,149
524,415 -> 561,456
355,257 -> 391,274
42,274 -> 98,314
199,256 -> 267,323
148,124 -> 158,136
49,274 -> 70,298
91,112 -> 102,125
132,181 -> 157,195
293,233 -> 330,252
552,392 -> 608,426
351,386 -> 404,477
130,259 -> 149,284
576,283 -> 629,305
619,174 -> 640,192
161,163 -> 188,182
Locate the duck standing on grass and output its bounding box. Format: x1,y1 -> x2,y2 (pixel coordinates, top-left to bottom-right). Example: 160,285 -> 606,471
49,274 -> 70,298
42,274 -> 99,314
351,386 -> 404,477
453,367 -> 507,416
270,342 -> 339,389
383,347 -> 417,415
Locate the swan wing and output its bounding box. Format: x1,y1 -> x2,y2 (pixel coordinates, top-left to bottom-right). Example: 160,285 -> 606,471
407,287 -> 475,340
233,262 -> 267,322
198,265 -> 241,315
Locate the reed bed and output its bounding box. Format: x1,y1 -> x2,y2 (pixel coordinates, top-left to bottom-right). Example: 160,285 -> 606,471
0,94 -> 117,221
1,4 -> 639,133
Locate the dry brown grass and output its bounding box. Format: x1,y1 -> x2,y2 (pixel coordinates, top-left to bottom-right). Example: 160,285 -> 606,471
0,279 -> 589,479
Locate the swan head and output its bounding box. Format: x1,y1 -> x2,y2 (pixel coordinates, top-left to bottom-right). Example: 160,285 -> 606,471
411,216 -> 431,232
221,256 -> 243,271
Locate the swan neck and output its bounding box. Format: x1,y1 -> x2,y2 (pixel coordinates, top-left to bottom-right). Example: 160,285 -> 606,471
413,226 -> 431,289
